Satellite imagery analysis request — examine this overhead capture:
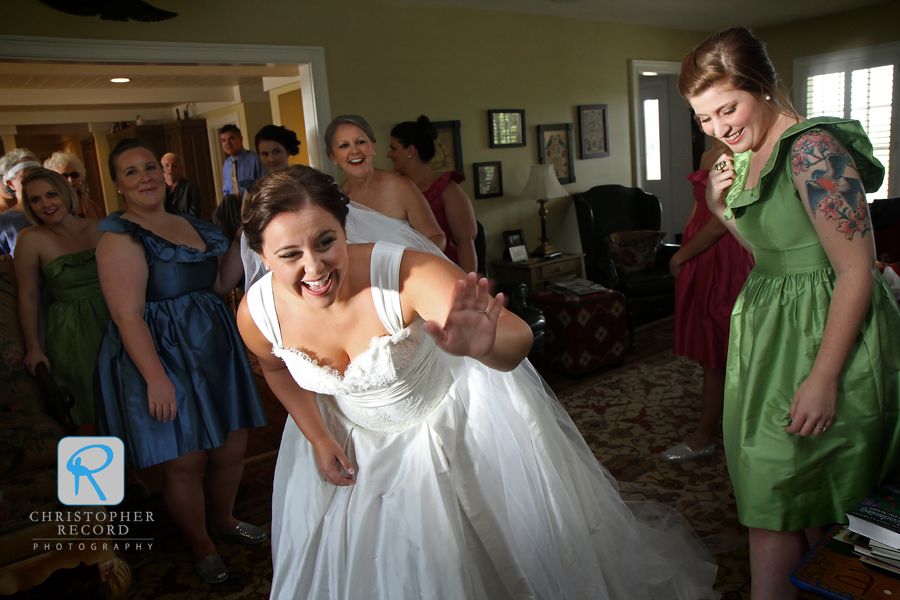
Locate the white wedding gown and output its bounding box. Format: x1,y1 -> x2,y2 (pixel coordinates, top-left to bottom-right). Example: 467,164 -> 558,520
248,242 -> 718,600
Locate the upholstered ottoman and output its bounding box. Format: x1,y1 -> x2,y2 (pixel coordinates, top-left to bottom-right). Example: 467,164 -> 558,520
531,290 -> 627,375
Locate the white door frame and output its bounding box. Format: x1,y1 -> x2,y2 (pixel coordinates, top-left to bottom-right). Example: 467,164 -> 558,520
0,35 -> 333,175
629,60 -> 682,189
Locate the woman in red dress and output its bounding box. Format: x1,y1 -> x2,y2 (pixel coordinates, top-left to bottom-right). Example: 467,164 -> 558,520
661,138 -> 754,463
388,115 -> 478,274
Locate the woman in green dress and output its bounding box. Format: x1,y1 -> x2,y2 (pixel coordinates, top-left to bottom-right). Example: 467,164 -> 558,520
15,167 -> 108,426
680,27 -> 900,598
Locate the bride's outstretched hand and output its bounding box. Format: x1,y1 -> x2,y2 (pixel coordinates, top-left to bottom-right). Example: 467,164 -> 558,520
422,272 -> 504,358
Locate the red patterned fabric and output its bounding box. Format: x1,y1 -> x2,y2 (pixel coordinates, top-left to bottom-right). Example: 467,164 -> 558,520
422,171 -> 464,266
531,290 -> 627,375
673,170 -> 754,369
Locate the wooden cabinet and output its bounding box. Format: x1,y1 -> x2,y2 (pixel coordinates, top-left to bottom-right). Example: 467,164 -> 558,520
164,120 -> 216,220
491,253 -> 586,292
80,136 -> 108,215
107,124 -> 167,160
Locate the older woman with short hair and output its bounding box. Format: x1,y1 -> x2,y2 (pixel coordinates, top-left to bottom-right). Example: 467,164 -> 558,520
324,114 -> 446,253
44,151 -> 105,220
0,148 -> 42,256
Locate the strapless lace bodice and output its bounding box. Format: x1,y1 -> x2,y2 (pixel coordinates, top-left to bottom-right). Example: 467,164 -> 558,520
247,243 -> 453,433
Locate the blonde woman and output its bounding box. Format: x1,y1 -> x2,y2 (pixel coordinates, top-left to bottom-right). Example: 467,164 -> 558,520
15,168 -> 106,426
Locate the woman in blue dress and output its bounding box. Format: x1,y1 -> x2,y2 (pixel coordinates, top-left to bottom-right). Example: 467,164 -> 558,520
94,138 -> 268,584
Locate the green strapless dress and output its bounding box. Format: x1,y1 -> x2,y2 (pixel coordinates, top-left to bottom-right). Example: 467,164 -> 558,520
723,117 -> 900,531
41,248 -> 110,426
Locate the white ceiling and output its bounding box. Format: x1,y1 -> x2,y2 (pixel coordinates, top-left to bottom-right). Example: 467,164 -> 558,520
0,61 -> 298,130
393,0 -> 894,31
0,0 -> 891,135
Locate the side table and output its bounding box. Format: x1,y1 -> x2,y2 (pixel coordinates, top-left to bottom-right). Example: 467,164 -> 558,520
531,289 -> 627,375
491,253 -> 585,292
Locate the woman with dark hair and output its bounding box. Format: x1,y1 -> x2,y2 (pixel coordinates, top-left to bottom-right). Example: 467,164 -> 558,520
239,124 -> 303,288
94,138 -> 268,584
680,27 -> 900,597
237,163 -> 717,600
15,168 -> 107,426
324,114 -> 447,253
254,124 -> 301,172
388,115 -> 478,273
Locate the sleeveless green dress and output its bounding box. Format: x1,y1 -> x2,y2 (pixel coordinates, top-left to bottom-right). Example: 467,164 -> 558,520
724,117 -> 900,531
41,248 -> 110,426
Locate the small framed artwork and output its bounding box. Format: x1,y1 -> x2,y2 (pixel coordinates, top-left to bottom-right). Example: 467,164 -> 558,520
538,123 -> 576,184
428,120 -> 464,177
503,229 -> 528,262
473,161 -> 503,199
488,109 -> 526,148
578,104 -> 610,159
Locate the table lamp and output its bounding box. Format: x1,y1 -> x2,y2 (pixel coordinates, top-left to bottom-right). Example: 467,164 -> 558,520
520,164 -> 568,257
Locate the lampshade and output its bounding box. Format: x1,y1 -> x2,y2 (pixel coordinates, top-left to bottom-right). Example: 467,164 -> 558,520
520,164 -> 568,201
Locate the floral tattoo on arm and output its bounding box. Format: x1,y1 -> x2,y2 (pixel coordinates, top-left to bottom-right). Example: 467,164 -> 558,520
791,130 -> 870,241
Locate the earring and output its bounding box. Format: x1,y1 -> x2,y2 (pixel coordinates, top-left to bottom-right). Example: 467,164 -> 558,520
765,95 -> 772,101
408,155 -> 412,159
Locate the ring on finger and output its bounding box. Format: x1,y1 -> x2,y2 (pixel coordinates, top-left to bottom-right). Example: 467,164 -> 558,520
714,161 -> 728,171
476,309 -> 489,314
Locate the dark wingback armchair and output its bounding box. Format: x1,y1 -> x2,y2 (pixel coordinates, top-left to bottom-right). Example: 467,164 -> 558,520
573,185 -> 678,350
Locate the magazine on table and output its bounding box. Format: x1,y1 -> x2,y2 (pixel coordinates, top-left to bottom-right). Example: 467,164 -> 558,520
547,276 -> 609,296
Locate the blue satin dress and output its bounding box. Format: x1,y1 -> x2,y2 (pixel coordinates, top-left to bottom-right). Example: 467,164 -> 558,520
94,212 -> 267,469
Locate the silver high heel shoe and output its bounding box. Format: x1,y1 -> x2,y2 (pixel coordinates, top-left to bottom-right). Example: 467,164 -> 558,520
209,521 -> 268,544
659,441 -> 716,463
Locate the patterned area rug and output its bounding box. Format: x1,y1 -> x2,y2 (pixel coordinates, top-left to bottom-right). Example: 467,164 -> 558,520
18,320 -> 779,599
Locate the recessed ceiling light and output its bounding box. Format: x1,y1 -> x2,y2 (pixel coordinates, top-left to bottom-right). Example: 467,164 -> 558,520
110,77 -> 130,83
642,72 -> 659,76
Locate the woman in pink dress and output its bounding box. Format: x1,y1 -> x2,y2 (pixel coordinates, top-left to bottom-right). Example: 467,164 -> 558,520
388,115 -> 478,274
660,138 -> 754,463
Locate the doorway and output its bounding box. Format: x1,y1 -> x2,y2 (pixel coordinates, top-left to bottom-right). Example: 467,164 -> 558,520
0,35 -> 334,210
631,61 -> 700,244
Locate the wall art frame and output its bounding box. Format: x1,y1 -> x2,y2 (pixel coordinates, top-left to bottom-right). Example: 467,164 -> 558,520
578,104 -> 610,159
473,161 -> 504,199
488,109 -> 526,148
537,122 -> 576,184
428,120 -> 464,177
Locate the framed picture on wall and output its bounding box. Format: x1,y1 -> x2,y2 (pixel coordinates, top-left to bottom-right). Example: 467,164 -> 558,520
537,123 -> 576,184
488,109 -> 526,148
473,161 -> 503,199
428,120 -> 464,177
578,104 -> 610,159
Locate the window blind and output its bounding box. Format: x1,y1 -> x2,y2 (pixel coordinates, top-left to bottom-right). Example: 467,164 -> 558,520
795,42 -> 899,200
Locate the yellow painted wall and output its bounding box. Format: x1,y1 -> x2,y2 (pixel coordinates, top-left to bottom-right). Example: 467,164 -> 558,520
243,102 -> 275,154
1,0 -> 704,260
757,2 -> 900,94
274,87 -> 310,166
4,1 -> 891,259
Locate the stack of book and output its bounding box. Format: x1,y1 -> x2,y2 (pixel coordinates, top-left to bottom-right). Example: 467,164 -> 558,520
840,477 -> 900,577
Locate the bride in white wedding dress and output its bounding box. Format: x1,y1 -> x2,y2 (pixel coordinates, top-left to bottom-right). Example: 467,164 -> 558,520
236,165 -> 719,600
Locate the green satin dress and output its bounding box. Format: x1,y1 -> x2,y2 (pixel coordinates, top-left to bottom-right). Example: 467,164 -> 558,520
41,248 -> 110,426
724,117 -> 900,531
